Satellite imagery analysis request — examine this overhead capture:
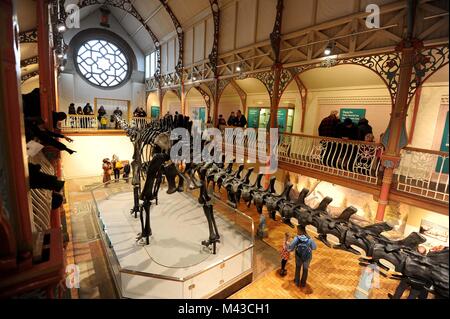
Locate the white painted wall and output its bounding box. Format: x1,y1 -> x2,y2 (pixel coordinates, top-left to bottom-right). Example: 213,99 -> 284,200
58,9 -> 146,114
61,135 -> 133,179
64,10 -> 145,72
303,86 -> 391,139
58,72 -> 146,114
408,83 -> 449,150
21,77 -> 40,94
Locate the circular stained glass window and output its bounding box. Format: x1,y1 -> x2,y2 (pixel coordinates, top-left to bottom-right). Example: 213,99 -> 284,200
76,39 -> 130,88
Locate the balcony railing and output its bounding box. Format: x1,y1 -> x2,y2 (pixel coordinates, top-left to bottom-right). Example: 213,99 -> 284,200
130,117 -> 153,129
29,152 -> 54,232
61,115 -> 153,132
61,115 -> 98,131
278,133 -> 384,185
395,147 -> 449,203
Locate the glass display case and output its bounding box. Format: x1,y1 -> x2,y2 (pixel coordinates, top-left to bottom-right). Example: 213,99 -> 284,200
247,107 -> 294,132
90,180 -> 254,299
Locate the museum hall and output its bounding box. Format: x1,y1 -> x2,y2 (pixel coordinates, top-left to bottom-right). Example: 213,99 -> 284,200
0,0 -> 449,302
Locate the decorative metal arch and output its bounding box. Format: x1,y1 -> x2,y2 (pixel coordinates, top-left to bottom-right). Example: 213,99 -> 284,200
408,45 -> 449,105
216,78 -> 232,102
205,80 -> 218,101
158,0 -> 184,76
286,52 -> 403,105
21,71 -> 39,83
161,88 -> 181,104
21,56 -> 39,68
184,85 -> 212,114
208,0 -> 220,76
18,29 -> 38,43
230,80 -> 247,109
240,70 -> 289,100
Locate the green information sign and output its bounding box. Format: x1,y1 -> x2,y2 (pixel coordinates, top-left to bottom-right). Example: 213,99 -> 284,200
277,109 -> 287,133
248,108 -> 260,128
198,107 -> 206,122
436,112 -> 449,174
340,108 -> 366,124
151,106 -> 160,119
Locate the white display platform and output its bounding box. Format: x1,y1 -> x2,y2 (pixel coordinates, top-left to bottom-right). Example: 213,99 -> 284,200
94,187 -> 254,299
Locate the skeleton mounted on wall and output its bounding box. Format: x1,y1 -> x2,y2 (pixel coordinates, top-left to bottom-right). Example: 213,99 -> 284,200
115,114 -> 221,253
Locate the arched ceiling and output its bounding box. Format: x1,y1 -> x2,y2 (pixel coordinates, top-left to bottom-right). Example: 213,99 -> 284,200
425,64 -> 449,84
234,78 -> 270,95
297,64 -> 387,90
17,0 -> 38,83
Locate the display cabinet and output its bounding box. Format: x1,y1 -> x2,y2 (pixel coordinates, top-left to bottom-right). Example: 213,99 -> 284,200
247,107 -> 294,132
91,180 -> 254,299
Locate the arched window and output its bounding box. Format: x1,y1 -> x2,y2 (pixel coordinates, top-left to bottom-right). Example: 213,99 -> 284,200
76,39 -> 130,88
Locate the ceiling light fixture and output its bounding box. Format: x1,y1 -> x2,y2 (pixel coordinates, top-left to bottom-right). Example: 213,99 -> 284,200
57,23 -> 67,33
324,42 -> 334,56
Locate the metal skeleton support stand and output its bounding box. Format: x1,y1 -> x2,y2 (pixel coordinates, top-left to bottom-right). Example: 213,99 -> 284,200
198,167 -> 220,254
130,137 -> 142,219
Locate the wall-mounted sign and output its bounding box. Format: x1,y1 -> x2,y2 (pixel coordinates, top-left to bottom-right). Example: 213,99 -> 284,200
436,111 -> 449,174
151,106 -> 160,119
340,108 -> 366,124
277,109 -> 287,133
247,108 -> 260,128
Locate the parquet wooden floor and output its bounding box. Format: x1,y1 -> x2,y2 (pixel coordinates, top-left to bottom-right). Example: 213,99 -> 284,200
212,190 -> 401,299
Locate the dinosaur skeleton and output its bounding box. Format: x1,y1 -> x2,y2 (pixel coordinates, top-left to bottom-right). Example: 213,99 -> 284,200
207,165 -> 449,298
114,117 -> 447,296
115,115 -> 220,253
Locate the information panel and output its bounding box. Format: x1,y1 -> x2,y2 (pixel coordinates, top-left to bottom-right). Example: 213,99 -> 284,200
340,108 -> 366,124
151,106 -> 160,119
247,108 -> 260,128
277,109 -> 287,133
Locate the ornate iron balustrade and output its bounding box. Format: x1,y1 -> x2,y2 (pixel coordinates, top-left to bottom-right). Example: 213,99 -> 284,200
279,133 -> 384,185
395,147 -> 449,203
130,117 -> 152,129
29,152 -> 54,232
61,115 -> 98,131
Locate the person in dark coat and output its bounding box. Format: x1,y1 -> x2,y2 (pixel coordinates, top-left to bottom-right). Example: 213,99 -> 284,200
97,106 -> 107,121
235,110 -> 247,128
68,103 -> 76,115
357,118 -> 373,141
139,107 -> 147,117
83,103 -> 94,115
217,114 -> 226,126
337,118 -> 358,140
76,106 -> 83,115
227,112 -> 237,126
318,111 -> 340,137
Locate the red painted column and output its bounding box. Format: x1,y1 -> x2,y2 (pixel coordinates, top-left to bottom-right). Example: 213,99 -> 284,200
269,63 -> 282,129
37,0 -> 53,129
376,46 -> 416,221
408,86 -> 422,145
0,0 -> 33,264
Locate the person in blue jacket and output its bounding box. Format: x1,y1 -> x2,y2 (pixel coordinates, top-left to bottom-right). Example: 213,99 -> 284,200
288,226 -> 317,289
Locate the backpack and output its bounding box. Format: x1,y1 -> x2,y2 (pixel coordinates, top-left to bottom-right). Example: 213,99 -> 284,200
296,236 -> 312,261
115,161 -> 123,170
